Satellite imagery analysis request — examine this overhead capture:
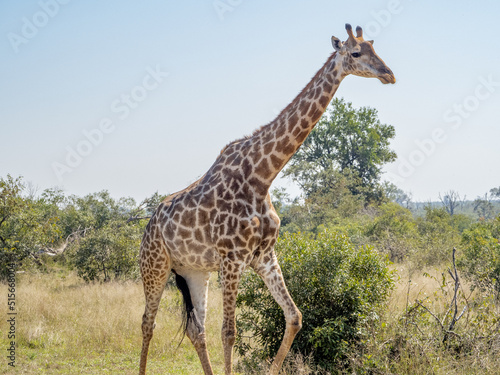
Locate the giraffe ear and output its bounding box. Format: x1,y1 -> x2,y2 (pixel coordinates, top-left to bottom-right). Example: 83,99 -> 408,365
367,40 -> 374,45
331,36 -> 343,51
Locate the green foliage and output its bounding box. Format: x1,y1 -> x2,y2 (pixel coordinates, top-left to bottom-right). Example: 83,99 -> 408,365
365,202 -> 419,263
0,175 -> 60,279
274,173 -> 368,235
414,206 -> 468,266
236,230 -> 394,372
60,191 -> 131,237
283,98 -> 396,203
368,203 -> 417,239
491,186 -> 500,199
279,200 -> 473,271
458,216 -> 500,298
70,223 -> 141,282
64,191 -> 148,282
473,194 -> 495,220
0,175 -> 157,282
277,98 -> 398,235
365,204 -> 471,267
383,182 -> 413,209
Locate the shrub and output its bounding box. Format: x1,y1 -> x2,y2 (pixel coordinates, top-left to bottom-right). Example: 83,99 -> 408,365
458,215 -> 500,299
415,207 -> 465,266
236,230 -> 394,372
68,223 -> 141,282
366,202 -> 419,263
0,175 -> 61,279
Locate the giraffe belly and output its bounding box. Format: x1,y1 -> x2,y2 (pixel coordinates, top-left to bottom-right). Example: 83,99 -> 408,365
168,242 -> 222,272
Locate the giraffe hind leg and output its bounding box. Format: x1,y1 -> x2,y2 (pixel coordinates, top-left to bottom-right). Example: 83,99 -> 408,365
172,271 -> 197,340
139,241 -> 171,375
173,270 -> 214,375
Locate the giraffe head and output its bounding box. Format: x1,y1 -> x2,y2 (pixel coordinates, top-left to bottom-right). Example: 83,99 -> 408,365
331,24 -> 396,84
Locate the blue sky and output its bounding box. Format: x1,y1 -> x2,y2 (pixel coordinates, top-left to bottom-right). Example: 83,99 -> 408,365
1,0 -> 499,202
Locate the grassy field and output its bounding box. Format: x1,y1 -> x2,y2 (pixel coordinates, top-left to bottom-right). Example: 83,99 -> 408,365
1,267 -> 499,374
0,269 -> 227,375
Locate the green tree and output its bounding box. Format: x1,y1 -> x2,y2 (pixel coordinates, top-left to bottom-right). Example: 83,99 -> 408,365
70,222 -> 141,282
59,190 -> 145,239
0,175 -> 60,278
384,182 -> 413,210
236,230 -> 394,372
473,194 -> 494,220
63,191 -> 147,281
283,98 -> 396,203
490,186 -> 500,199
273,177 -> 366,235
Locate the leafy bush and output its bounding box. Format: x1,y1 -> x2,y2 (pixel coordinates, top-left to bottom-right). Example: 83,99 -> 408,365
0,175 -> 61,279
365,202 -> 419,263
458,215 -> 500,299
236,230 -> 394,372
68,223 -> 141,282
414,207 -> 467,266
60,191 -> 153,282
364,204 -> 470,268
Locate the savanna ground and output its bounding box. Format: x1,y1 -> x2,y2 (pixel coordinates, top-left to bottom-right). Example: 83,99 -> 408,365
1,264 -> 499,375
0,268 -> 225,375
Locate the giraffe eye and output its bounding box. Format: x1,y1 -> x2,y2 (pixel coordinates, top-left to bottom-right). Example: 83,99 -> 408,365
351,52 -> 361,58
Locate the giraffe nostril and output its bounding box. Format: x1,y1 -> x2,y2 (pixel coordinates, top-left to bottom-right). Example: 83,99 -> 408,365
380,66 -> 392,75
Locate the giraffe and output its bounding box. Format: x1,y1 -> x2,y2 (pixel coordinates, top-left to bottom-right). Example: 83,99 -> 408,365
139,24 -> 395,375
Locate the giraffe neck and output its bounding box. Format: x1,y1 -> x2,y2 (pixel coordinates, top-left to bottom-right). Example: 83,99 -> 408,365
246,52 -> 345,194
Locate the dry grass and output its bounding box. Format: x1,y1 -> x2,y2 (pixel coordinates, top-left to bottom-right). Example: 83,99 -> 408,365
354,265 -> 500,375
0,269 -> 227,374
388,266 -> 459,318
0,266 -> 498,375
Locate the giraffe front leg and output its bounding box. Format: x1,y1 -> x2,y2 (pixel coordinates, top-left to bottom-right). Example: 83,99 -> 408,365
253,250 -> 302,375
220,258 -> 246,375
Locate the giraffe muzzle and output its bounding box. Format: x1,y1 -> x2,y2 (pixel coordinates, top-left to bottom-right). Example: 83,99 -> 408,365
379,69 -> 396,84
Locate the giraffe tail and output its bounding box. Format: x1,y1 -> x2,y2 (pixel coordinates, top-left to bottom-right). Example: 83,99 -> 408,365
172,270 -> 199,344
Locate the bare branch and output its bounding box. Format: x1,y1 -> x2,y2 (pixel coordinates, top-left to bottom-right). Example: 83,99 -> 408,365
416,300 -> 444,330
447,268 -> 456,282
448,248 -> 461,333
455,305 -> 468,323
408,321 -> 426,337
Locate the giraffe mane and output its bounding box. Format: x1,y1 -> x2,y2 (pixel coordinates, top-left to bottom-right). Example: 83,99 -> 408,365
222,51 -> 338,147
